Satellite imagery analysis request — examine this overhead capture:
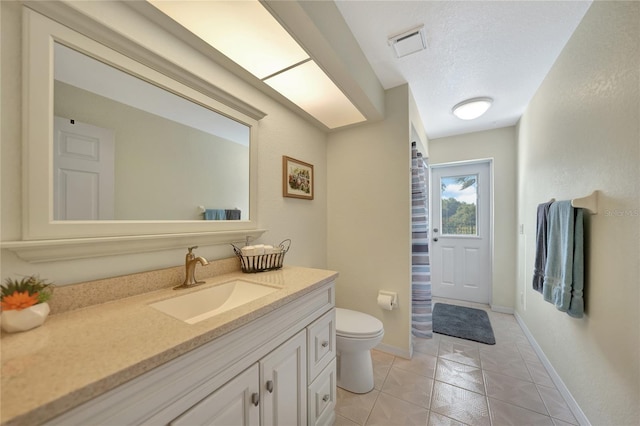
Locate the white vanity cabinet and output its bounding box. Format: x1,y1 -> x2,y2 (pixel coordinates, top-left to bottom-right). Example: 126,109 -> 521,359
172,330 -> 307,426
47,282 -> 335,426
171,364 -> 260,425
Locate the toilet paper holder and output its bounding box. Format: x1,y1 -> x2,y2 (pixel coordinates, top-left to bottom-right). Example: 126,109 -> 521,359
377,291 -> 398,310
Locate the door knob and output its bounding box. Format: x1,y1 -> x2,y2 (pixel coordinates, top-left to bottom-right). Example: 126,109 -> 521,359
266,380 -> 274,393
433,228 -> 439,233
251,393 -> 259,406
433,237 -> 438,242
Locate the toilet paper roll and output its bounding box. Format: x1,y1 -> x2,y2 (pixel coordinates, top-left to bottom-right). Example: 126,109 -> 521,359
377,294 -> 394,310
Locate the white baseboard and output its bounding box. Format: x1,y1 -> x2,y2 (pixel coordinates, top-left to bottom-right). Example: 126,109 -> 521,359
375,342 -> 411,360
490,304 -> 515,314
514,312 -> 591,426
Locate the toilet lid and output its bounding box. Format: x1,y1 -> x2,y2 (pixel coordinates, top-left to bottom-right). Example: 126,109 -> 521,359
335,308 -> 384,338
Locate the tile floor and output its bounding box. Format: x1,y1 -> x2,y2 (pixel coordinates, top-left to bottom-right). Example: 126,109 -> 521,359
334,298 -> 579,426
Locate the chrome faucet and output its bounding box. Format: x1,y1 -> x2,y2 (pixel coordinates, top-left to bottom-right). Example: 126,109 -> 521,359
174,246 -> 209,290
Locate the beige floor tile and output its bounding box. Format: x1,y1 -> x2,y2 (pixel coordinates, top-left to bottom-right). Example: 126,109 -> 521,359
435,358 -> 485,394
365,392 -> 429,426
334,414 -> 361,426
437,338 -> 481,368
484,370 -> 548,415
413,334 -> 441,357
336,387 -> 380,425
431,381 -> 490,426
428,411 -> 467,426
371,349 -> 394,390
488,398 -> 554,425
480,350 -> 532,382
479,337 -> 522,356
537,385 -> 578,425
552,417 -> 579,426
517,343 -> 542,364
526,361 -> 556,388
392,350 -> 437,378
381,366 -> 434,408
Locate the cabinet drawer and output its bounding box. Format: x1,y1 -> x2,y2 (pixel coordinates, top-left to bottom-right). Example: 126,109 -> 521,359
307,308 -> 336,381
308,359 -> 336,426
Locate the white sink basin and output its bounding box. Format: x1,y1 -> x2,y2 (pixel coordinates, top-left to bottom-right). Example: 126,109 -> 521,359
150,280 -> 279,324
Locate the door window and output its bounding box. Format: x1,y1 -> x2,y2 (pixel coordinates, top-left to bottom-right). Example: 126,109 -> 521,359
440,174 -> 478,236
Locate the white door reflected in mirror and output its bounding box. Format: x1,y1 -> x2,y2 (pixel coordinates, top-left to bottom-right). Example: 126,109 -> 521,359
53,117 -> 115,220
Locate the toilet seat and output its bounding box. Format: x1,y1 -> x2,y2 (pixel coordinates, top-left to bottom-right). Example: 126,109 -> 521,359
336,308 -> 384,339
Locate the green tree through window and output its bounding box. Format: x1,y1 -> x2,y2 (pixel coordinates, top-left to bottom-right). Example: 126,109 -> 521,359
441,175 -> 477,235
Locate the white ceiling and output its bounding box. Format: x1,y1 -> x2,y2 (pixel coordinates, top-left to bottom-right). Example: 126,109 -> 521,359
334,1 -> 593,139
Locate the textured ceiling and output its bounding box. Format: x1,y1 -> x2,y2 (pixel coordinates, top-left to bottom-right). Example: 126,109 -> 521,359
335,1 -> 593,139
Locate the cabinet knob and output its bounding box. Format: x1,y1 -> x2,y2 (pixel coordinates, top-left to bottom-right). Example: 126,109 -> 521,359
266,380 -> 274,393
322,394 -> 330,402
321,341 -> 329,348
251,393 -> 259,406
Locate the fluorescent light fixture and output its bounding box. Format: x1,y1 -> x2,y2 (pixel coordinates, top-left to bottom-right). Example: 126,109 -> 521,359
147,0 -> 366,129
264,60 -> 366,129
148,1 -> 309,80
452,97 -> 493,120
388,26 -> 426,58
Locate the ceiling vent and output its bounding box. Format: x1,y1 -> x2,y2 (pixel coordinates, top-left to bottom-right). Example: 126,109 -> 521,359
388,25 -> 426,58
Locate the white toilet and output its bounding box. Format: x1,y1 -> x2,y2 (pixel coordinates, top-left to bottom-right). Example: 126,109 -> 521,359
335,308 -> 384,393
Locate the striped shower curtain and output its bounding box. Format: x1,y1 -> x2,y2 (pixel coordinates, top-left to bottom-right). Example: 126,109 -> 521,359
411,142 -> 432,338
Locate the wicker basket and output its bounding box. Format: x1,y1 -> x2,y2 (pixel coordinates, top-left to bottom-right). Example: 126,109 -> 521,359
232,239 -> 291,273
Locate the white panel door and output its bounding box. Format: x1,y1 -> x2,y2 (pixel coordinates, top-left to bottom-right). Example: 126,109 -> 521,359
260,330 -> 307,426
431,161 -> 492,304
53,117 -> 114,220
170,364 -> 260,426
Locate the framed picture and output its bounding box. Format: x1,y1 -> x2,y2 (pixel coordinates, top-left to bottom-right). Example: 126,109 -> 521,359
283,156 -> 314,200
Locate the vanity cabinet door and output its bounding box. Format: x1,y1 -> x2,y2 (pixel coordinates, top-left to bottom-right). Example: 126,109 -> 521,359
260,330 -> 307,426
170,364 -> 259,426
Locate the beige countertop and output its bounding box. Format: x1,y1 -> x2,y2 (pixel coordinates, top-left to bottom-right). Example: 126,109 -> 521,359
0,266 -> 338,425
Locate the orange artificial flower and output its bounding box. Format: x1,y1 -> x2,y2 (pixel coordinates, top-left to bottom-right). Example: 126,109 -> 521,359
0,291 -> 39,311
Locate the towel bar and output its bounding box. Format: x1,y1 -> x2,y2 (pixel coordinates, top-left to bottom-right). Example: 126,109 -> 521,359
571,190 -> 598,214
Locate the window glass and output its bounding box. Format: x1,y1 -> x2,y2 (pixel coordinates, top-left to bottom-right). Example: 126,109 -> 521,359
440,174 -> 478,235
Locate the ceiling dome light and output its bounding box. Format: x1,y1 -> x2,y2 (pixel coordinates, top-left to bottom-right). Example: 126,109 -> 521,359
452,97 -> 493,120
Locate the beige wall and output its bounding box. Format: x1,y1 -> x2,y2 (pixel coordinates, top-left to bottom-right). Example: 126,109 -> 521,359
327,85 -> 413,357
1,0 -> 328,284
429,126 -> 518,310
516,2 -> 639,424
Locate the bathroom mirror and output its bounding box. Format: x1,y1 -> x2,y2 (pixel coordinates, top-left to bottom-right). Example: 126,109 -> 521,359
19,6 -> 264,247
53,43 -> 250,221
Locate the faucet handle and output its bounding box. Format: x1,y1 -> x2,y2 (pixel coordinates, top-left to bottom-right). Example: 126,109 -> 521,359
187,246 -> 198,253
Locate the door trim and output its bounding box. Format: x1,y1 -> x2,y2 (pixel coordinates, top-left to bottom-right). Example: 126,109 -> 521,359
429,158 -> 494,305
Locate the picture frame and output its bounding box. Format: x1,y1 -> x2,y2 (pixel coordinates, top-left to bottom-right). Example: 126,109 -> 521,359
283,156 -> 314,200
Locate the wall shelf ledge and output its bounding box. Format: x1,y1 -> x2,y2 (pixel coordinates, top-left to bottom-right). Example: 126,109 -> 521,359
1,229 -> 266,263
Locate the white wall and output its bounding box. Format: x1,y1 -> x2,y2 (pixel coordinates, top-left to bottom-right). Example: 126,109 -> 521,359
429,126 -> 518,310
516,2 -> 639,424
1,1 -> 328,285
327,85 -> 413,356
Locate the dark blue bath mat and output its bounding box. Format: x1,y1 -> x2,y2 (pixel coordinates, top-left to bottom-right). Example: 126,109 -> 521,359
433,303 -> 496,345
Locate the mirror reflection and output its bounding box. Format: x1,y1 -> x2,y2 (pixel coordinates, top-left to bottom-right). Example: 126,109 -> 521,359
53,42 -> 250,221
